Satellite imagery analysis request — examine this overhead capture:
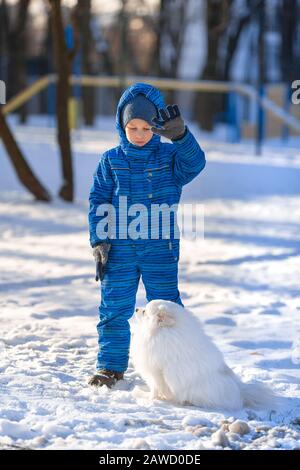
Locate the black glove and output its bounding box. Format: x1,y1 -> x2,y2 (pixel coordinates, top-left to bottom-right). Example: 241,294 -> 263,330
151,104 -> 186,141
93,242 -> 111,281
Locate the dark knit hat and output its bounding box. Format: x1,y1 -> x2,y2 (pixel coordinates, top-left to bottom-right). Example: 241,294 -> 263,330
121,93 -> 157,130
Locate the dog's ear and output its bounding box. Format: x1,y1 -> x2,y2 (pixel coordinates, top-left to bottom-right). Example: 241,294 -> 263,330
156,307 -> 175,327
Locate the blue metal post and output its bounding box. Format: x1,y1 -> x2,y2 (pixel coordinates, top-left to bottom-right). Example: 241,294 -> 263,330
256,84 -> 265,153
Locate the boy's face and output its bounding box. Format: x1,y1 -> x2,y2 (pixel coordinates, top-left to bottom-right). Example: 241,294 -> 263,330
125,118 -> 153,147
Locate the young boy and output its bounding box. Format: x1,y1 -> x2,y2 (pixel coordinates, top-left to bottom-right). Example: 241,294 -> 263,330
88,82 -> 206,387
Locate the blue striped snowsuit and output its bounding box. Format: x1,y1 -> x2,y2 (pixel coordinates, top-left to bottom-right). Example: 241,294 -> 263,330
89,83 -> 206,372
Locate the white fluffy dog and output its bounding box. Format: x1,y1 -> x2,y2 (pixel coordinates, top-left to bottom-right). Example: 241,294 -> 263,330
131,300 -> 276,410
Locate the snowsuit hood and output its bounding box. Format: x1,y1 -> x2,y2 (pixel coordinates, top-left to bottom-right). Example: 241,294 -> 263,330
116,82 -> 165,156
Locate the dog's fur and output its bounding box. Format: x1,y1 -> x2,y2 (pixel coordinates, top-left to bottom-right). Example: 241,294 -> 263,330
131,300 -> 277,410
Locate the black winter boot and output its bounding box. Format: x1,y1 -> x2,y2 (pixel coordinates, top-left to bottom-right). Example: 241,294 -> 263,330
88,369 -> 124,388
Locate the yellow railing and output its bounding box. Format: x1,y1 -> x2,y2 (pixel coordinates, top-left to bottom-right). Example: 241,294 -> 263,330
2,75 -> 55,115
2,74 -> 300,133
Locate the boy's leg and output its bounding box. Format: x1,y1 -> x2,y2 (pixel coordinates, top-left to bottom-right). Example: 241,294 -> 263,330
140,240 -> 184,307
96,244 -> 140,373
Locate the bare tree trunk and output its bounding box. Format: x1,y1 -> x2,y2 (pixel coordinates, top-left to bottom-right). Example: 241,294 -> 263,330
119,0 -> 129,79
153,0 -> 187,102
0,0 -> 9,82
155,0 -> 186,78
74,0 -> 95,126
280,0 -> 297,81
3,0 -> 31,123
194,0 -> 230,131
0,109 -> 51,201
153,0 -> 165,77
223,9 -> 251,81
49,0 -> 74,202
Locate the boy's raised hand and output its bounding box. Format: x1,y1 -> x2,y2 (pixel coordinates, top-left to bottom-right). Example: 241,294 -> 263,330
151,104 -> 186,141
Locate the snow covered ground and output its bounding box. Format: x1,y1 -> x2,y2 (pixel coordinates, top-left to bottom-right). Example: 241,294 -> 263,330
0,121 -> 300,450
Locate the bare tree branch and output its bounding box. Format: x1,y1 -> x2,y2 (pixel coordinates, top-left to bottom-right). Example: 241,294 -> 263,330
0,109 -> 51,201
